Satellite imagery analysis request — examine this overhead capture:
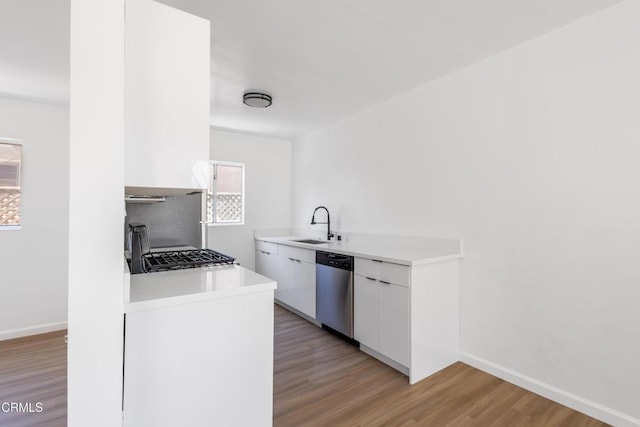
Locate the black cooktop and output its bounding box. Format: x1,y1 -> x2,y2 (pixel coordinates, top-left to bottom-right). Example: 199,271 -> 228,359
142,249 -> 235,272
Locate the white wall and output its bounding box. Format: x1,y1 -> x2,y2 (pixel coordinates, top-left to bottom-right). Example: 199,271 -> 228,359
68,0 -> 124,425
209,128 -> 291,269
291,2 -> 640,425
0,97 -> 69,339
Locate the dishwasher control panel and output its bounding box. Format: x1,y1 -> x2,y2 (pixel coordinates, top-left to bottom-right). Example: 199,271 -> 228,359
316,251 -> 353,270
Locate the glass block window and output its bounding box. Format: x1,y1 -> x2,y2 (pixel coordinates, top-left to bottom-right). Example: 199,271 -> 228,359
207,161 -> 244,225
0,141 -> 22,227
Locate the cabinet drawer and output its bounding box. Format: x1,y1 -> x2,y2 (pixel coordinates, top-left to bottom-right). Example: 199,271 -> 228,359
279,244 -> 315,264
255,240 -> 279,255
355,258 -> 410,287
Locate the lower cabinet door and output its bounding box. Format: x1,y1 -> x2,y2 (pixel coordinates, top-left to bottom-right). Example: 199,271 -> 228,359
256,250 -> 279,296
378,283 -> 409,366
255,250 -> 267,276
277,256 -> 295,307
354,275 -> 379,349
295,261 -> 316,319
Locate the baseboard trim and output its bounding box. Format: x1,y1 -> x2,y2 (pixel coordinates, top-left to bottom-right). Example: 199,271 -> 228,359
274,300 -> 321,327
460,352 -> 640,427
0,321 -> 68,341
360,344 -> 409,377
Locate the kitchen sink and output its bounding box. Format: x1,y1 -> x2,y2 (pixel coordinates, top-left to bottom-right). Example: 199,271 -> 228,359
291,239 -> 327,245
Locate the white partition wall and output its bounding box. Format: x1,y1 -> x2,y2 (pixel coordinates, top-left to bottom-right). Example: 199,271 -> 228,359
68,1 -> 125,426
0,98 -> 69,340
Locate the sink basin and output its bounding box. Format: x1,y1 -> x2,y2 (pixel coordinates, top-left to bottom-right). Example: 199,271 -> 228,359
291,239 -> 327,245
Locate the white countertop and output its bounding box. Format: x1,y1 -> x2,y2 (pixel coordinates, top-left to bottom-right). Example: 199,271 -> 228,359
126,264 -> 276,313
256,234 -> 463,266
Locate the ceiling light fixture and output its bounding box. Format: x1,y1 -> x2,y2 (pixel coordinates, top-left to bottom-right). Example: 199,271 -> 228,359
243,91 -> 272,108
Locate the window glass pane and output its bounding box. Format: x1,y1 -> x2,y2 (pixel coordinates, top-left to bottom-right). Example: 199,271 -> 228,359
0,164 -> 20,185
207,162 -> 244,224
215,164 -> 242,223
216,165 -> 242,193
0,142 -> 21,226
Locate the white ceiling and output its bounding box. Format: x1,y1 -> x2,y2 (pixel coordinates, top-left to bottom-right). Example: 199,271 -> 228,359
0,0 -> 622,139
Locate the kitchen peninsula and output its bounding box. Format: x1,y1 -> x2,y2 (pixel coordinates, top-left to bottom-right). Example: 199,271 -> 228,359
123,264 -> 276,427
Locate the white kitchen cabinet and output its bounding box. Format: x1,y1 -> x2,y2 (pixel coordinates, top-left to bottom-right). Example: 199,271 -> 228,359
277,246 -> 316,319
256,235 -> 461,385
294,262 -> 316,319
355,256 -> 458,384
355,258 -> 410,286
256,241 -> 317,319
124,289 -> 274,427
378,282 -> 409,366
354,275 -> 409,367
354,275 -> 378,348
255,250 -> 278,282
276,256 -> 296,307
255,241 -> 280,299
295,260 -> 316,318
124,0 -> 210,189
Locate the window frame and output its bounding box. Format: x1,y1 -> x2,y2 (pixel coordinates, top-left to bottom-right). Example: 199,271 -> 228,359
0,138 -> 23,230
207,160 -> 245,226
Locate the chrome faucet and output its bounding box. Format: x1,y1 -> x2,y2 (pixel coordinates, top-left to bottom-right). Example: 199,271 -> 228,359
311,206 -> 334,241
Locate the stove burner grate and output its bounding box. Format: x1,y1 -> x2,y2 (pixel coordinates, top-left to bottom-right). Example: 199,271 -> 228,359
143,249 -> 235,272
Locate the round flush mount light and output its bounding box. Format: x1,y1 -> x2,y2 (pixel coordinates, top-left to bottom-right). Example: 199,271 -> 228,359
243,91 -> 272,108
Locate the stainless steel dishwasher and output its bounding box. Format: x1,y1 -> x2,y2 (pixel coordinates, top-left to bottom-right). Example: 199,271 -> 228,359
316,251 -> 355,339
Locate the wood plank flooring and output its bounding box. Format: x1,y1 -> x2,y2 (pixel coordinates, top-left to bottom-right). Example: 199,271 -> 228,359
0,308 -> 609,426
0,330 -> 67,427
273,305 -> 608,427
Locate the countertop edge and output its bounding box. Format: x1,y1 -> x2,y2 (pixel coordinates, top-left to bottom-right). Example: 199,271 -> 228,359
125,280 -> 276,313
411,253 -> 463,266
255,236 -> 463,266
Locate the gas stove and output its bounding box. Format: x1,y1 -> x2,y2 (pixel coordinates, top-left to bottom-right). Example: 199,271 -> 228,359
141,248 -> 236,273
128,223 -> 236,274
127,222 -> 237,274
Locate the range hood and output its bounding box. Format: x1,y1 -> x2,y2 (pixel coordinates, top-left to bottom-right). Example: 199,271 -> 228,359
125,195 -> 167,203
125,186 -> 205,203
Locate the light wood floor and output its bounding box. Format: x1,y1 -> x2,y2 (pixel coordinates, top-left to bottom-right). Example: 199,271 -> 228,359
0,330 -> 67,427
273,305 -> 608,427
0,308 -> 609,427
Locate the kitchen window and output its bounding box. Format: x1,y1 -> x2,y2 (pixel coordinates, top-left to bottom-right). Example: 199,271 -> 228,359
0,140 -> 22,228
207,161 -> 244,225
